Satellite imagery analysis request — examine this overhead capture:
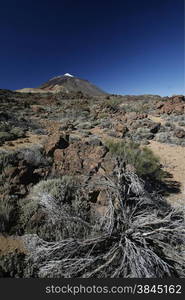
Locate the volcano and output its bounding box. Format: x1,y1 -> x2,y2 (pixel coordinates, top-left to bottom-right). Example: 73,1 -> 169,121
17,73 -> 107,96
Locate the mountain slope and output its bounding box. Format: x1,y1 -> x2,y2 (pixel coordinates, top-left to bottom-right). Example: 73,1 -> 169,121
39,74 -> 107,96
17,73 -> 107,96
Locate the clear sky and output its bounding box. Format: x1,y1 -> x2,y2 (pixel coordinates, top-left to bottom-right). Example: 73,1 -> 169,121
0,0 -> 184,96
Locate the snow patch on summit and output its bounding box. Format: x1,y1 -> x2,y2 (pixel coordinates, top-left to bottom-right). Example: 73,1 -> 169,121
49,73 -> 74,81
64,73 -> 74,77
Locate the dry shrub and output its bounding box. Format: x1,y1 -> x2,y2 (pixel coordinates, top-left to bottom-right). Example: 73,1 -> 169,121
23,159 -> 185,278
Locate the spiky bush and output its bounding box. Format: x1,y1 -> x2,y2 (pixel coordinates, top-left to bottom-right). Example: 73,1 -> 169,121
23,159 -> 185,278
20,177 -> 94,241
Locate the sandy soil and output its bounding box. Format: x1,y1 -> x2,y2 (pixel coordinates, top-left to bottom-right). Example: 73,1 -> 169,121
92,125 -> 185,206
148,115 -> 165,125
0,132 -> 47,151
148,140 -> 185,205
0,235 -> 27,255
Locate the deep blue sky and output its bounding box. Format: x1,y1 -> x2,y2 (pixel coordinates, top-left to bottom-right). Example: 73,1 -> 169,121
0,0 -> 184,96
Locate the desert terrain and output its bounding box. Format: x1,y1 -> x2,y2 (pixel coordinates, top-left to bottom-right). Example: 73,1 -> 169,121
0,75 -> 184,278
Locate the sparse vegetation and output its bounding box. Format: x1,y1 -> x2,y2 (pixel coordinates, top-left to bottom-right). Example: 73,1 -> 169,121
99,97 -> 123,112
10,127 -> 26,139
135,127 -> 154,140
155,132 -> 169,143
0,132 -> 14,144
124,102 -> 149,113
105,140 -> 164,180
0,89 -> 184,278
77,122 -> 93,129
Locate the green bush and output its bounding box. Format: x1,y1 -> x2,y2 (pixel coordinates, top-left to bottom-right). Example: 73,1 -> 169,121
98,112 -> 109,119
155,132 -> 169,143
136,127 -> 154,140
105,140 -> 164,180
0,126 -> 26,144
77,122 -> 93,129
10,127 -> 26,139
0,132 -> 14,143
0,123 -> 9,132
178,121 -> 185,127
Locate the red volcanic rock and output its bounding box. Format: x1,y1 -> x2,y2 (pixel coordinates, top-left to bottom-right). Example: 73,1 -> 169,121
3,160 -> 50,198
137,113 -> 148,119
158,96 -> 185,115
114,123 -> 128,137
160,103 -> 184,115
53,142 -> 108,175
171,95 -> 184,102
44,133 -> 69,155
31,105 -> 45,113
125,112 -> 138,121
156,102 -> 164,109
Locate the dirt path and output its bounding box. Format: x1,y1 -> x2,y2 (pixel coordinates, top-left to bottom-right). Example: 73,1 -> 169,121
148,114 -> 185,205
148,140 -> 185,205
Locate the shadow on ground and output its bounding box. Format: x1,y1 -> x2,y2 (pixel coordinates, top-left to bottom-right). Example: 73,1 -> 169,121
144,170 -> 181,197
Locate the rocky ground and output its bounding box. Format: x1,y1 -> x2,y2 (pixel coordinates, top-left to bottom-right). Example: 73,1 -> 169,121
0,90 -> 185,277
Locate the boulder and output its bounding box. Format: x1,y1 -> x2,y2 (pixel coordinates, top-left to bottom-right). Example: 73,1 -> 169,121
44,133 -> 69,155
125,112 -> 137,121
114,123 -> 128,137
31,105 -> 45,114
53,142 -> 108,176
150,122 -> 161,134
171,95 -> 184,102
158,96 -> 185,115
156,102 -> 164,109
